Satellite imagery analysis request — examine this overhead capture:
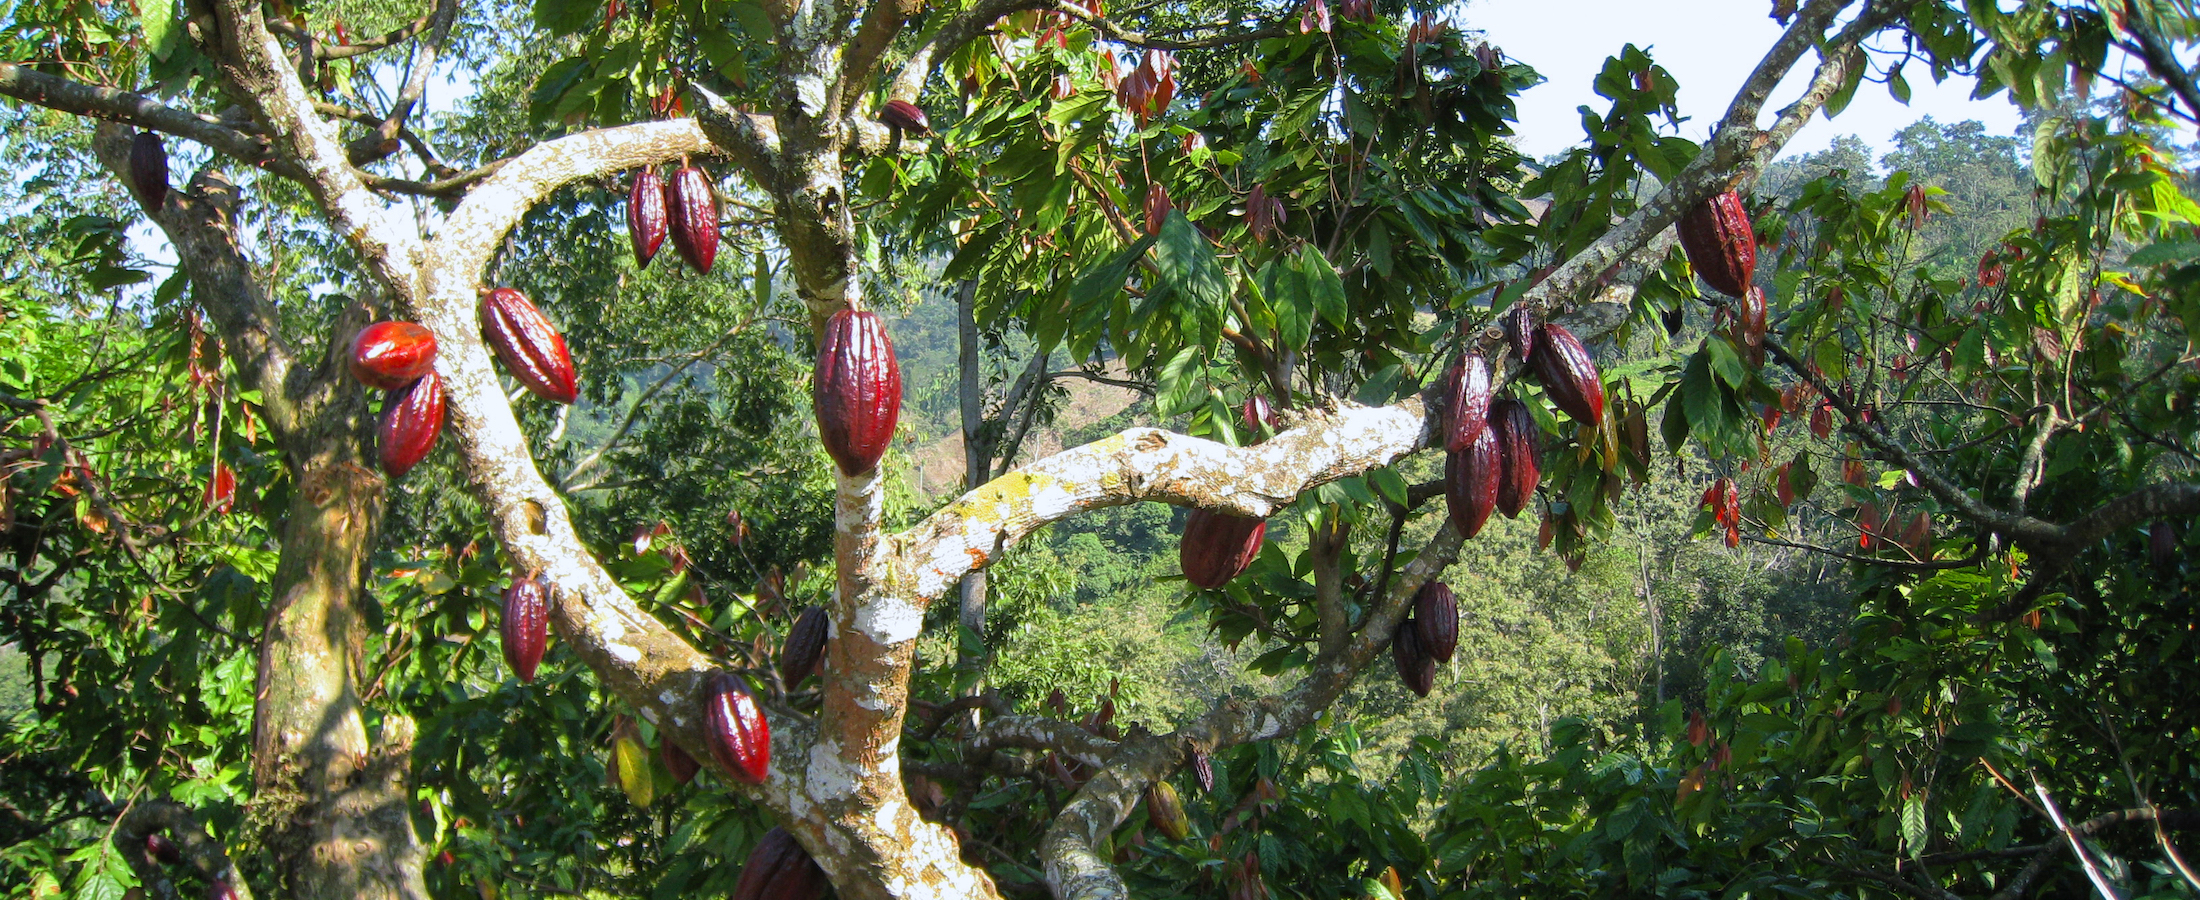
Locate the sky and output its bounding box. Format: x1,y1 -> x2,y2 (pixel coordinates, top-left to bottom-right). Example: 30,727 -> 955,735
1465,0 -> 2029,163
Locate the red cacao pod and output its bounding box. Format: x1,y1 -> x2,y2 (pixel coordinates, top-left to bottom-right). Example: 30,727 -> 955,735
882,99 -> 930,134
628,167 -> 668,268
378,371 -> 444,477
1677,190 -> 1756,298
1503,304 -> 1536,362
480,288 -> 579,404
1490,398 -> 1539,517
146,833 -> 182,865
814,309 -> 903,476
779,606 -> 829,686
1528,323 -> 1604,424
130,131 -> 169,211
1412,580 -> 1458,664
1392,620 -> 1434,697
501,574 -> 549,683
703,671 -> 770,784
1444,426 -> 1499,540
731,827 -> 828,900
1190,750 -> 1214,793
667,161 -> 719,274
1241,395 -> 1276,433
349,321 -> 438,390
661,739 -> 701,786
1445,354 -> 1492,452
1179,508 -> 1266,588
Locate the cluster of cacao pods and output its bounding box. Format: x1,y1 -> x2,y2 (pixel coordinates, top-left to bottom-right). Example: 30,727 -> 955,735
1390,581 -> 1456,697
779,606 -> 828,686
129,131 -> 169,212
1443,391 -> 1540,539
629,160 -> 719,274
814,309 -> 903,476
349,321 -> 445,477
1117,49 -> 1178,124
501,573 -> 550,682
730,828 -> 828,900
1439,305 -> 1606,541
1677,189 -> 1756,298
1180,508 -> 1268,588
703,671 -> 771,784
480,287 -> 579,404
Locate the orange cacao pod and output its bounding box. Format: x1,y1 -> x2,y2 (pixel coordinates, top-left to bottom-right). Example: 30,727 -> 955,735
480,288 -> 578,404
667,161 -> 719,274
1677,190 -> 1756,298
1490,398 -> 1539,517
1445,354 -> 1491,452
779,606 -> 829,686
628,167 -> 668,268
501,574 -> 549,683
1412,580 -> 1457,664
1180,508 -> 1266,588
814,309 -> 903,476
731,828 -> 827,900
129,131 -> 169,211
349,321 -> 438,390
1528,323 -> 1604,424
378,372 -> 444,477
703,672 -> 770,784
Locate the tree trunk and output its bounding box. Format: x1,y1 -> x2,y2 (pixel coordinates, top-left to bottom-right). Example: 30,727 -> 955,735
955,279 -> 990,726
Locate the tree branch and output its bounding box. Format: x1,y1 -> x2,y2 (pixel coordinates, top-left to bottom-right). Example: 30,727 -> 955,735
0,64 -> 302,181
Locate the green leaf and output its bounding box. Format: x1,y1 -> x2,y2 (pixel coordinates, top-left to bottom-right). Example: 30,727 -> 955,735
1293,245 -> 1349,329
64,841 -> 138,900
533,0 -> 605,36
1152,211 -> 1230,346
1900,793 -> 1928,857
140,0 -> 179,60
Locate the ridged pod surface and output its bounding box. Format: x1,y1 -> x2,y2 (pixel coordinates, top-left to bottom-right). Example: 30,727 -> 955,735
1147,781 -> 1191,840
661,740 -> 700,786
480,288 -> 578,404
628,167 -> 667,268
1412,581 -> 1458,664
729,828 -> 828,900
378,372 -> 444,477
703,672 -> 770,784
1392,621 -> 1434,697
130,131 -> 168,211
667,162 -> 719,274
882,99 -> 931,134
1180,508 -> 1266,588
1529,323 -> 1604,424
1503,304 -> 1537,362
501,575 -> 549,683
349,321 -> 438,390
1677,190 -> 1756,297
779,606 -> 829,685
1491,398 -> 1539,517
1445,354 -> 1492,452
1444,426 -> 1499,539
814,310 -> 903,475
1191,750 -> 1214,793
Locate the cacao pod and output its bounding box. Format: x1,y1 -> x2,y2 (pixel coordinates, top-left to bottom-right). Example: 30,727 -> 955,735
1528,323 -> 1604,424
1490,398 -> 1539,518
205,462 -> 237,514
703,671 -> 770,784
1444,426 -> 1499,540
1412,580 -> 1458,664
882,99 -> 930,134
1391,620 -> 1434,698
209,880 -> 238,900
1191,750 -> 1215,793
814,309 -> 903,475
145,833 -> 182,865
661,739 -> 701,786
1147,781 -> 1190,841
1179,508 -> 1266,588
1677,189 -> 1756,297
779,606 -> 829,686
501,574 -> 550,683
2153,521 -> 2179,577
1444,354 -> 1491,453
628,167 -> 668,268
667,161 -> 719,274
1241,395 -> 1276,433
730,828 -> 828,900
349,321 -> 438,390
1503,304 -> 1536,361
480,287 -> 579,404
129,131 -> 169,211
377,372 -> 444,477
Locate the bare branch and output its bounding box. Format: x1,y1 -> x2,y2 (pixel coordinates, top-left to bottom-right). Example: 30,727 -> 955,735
888,0 -> 1058,102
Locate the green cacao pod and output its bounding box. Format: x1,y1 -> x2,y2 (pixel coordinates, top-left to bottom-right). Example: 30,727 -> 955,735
1412,580 -> 1457,665
1180,508 -> 1266,589
129,131 -> 168,211
1444,354 -> 1491,453
667,161 -> 719,274
1147,781 -> 1191,841
779,606 -> 829,686
1677,190 -> 1756,298
501,574 -> 549,683
703,671 -> 770,784
377,372 -> 444,477
730,827 -> 828,900
1392,620 -> 1434,697
1444,425 -> 1499,539
480,287 -> 578,404
814,309 -> 903,476
628,166 -> 668,268
1490,398 -> 1539,518
349,321 -> 437,390
1528,323 -> 1604,424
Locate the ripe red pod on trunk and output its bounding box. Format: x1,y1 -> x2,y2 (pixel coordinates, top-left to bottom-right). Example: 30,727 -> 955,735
501,574 -> 550,683
146,833 -> 182,866
1677,190 -> 1757,298
1444,425 -> 1500,539
1392,620 -> 1434,697
349,321 -> 438,390
882,99 -> 930,134
130,131 -> 169,211
480,287 -> 579,404
1179,508 -> 1267,588
1445,354 -> 1492,452
1503,304 -> 1536,361
704,672 -> 770,784
1490,398 -> 1540,517
666,161 -> 719,274
814,309 -> 903,476
730,827 -> 828,900
1412,580 -> 1458,664
628,167 -> 668,268
1528,323 -> 1604,425
661,739 -> 701,786
779,606 -> 829,685
378,371 -> 444,477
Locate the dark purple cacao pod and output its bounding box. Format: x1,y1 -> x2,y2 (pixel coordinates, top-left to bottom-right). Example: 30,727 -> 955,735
1444,426 -> 1499,539
1445,354 -> 1492,452
1529,323 -> 1605,424
501,574 -> 549,683
1677,190 -> 1756,298
882,99 -> 930,134
703,672 -> 770,784
378,372 -> 444,477
1491,398 -> 1539,518
730,827 -> 828,900
779,606 -> 829,685
130,131 -> 169,211
349,321 -> 438,390
814,309 -> 903,476
146,833 -> 182,865
628,167 -> 668,268
1412,580 -> 1458,664
2153,520 -> 2179,577
1191,750 -> 1214,793
1392,620 -> 1434,698
1180,508 -> 1266,589
1241,395 -> 1276,433
667,162 -> 719,274
480,287 -> 579,404
1503,304 -> 1536,362
662,739 -> 701,786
